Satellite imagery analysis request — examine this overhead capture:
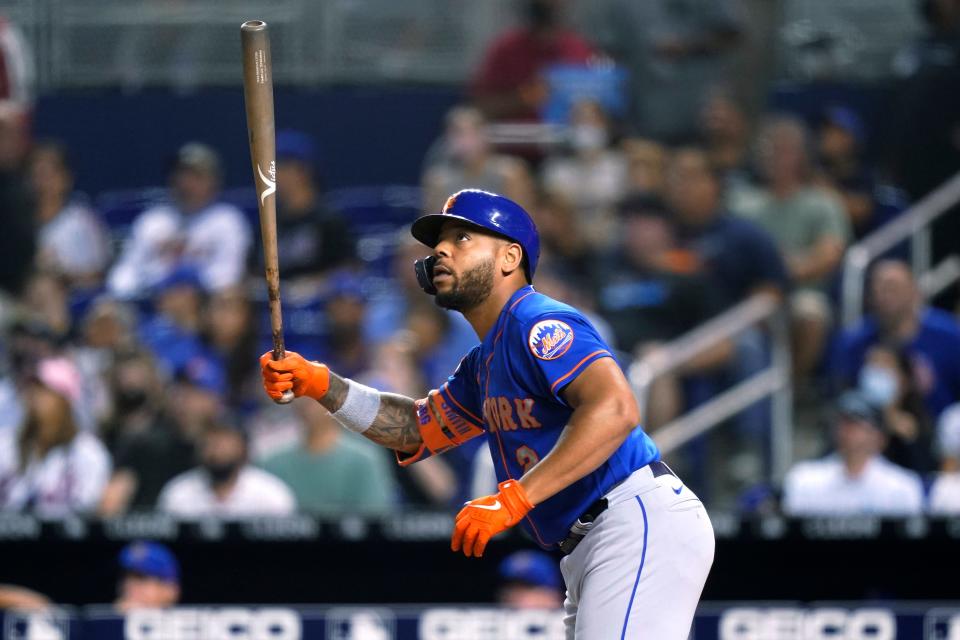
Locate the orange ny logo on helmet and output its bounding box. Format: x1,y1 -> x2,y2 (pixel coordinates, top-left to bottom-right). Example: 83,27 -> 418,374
443,193 -> 459,213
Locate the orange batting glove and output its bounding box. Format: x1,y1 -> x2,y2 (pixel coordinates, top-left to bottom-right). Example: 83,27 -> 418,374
259,351 -> 330,401
451,479 -> 534,558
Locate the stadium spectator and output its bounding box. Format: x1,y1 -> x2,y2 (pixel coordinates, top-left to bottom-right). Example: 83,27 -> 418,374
71,297 -> 139,431
0,357 -> 111,515
663,147 -> 787,449
857,344 -> 936,473
595,194 -> 730,428
98,349 -> 164,452
816,105 -> 911,244
621,138 -> 667,195
114,541 -> 180,612
526,191 -> 593,288
158,420 -> 295,518
21,269 -> 71,339
468,0 -> 594,123
422,106 -> 535,213
260,398 -> 396,515
28,140 -> 110,287
137,266 -> 207,377
597,193 -> 723,352
497,551 -> 564,609
588,0 -> 744,142
729,116 -> 850,379
322,273 -> 371,380
271,130 -> 355,281
0,101 -> 33,297
107,142 -> 251,298
99,353 -> 224,515
699,89 -> 751,191
782,391 -> 925,516
929,403 -> 960,513
541,99 -> 627,249
203,285 -> 258,413
832,260 -> 960,418
663,146 -> 789,308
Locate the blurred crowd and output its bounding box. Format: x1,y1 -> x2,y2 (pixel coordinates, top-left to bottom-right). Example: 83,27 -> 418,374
0,0 -> 958,521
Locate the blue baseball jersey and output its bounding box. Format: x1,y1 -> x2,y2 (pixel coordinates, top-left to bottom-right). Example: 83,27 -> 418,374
439,285 -> 660,547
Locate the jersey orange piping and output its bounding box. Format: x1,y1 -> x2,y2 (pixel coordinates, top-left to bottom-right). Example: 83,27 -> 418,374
440,382 -> 482,425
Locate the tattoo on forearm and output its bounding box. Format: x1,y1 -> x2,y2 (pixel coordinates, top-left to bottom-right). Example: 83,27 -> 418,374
367,393 -> 422,453
319,373 -> 422,453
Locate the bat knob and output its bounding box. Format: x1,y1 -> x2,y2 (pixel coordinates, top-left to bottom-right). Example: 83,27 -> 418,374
275,390 -> 295,405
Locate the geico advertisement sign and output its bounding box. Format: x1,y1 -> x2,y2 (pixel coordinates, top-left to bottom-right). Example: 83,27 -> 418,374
419,608 -> 565,640
720,608 -> 896,640
124,607 -> 301,640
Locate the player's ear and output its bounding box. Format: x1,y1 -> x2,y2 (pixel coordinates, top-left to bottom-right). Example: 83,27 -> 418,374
500,242 -> 523,277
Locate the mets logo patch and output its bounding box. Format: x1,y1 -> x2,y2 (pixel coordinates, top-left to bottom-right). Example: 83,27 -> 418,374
528,319 -> 574,360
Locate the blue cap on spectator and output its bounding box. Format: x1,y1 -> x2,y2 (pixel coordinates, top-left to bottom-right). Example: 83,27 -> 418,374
823,106 -> 866,147
327,270 -> 366,302
498,551 -> 562,590
119,541 -> 180,583
276,130 -> 317,166
176,352 -> 226,396
835,390 -> 882,428
153,266 -> 204,295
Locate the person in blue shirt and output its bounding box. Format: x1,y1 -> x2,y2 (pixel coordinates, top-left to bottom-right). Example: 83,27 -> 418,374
833,259 -> 960,418
261,189 -> 715,639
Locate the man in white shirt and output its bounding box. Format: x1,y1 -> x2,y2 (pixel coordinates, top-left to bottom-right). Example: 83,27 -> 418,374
158,421 -> 295,518
783,391 -> 925,516
107,142 -> 251,298
929,403 -> 960,513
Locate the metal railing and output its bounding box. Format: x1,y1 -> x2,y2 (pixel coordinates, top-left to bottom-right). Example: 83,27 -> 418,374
628,293 -> 794,481
841,172 -> 960,328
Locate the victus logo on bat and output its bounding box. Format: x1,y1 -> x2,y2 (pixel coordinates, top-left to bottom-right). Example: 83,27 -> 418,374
528,319 -> 574,361
258,160 -> 276,204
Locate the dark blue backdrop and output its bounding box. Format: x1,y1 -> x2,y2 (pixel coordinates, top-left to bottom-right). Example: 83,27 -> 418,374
32,86 -> 462,196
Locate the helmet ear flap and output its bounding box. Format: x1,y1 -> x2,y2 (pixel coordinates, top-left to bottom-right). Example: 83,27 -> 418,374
414,255 -> 438,295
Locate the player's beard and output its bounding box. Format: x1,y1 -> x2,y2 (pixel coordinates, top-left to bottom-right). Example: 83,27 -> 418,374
435,258 -> 495,312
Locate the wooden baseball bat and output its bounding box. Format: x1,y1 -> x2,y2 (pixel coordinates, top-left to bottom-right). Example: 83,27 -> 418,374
241,20 -> 294,404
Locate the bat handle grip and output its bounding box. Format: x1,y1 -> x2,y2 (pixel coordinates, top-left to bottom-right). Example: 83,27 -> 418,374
272,346 -> 296,405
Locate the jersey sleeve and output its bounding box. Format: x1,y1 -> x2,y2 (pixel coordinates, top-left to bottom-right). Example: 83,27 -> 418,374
395,346 -> 486,467
523,312 -> 615,404
439,345 -> 485,428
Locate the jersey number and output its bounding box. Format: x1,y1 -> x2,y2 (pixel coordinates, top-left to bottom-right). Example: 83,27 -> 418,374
515,445 -> 540,473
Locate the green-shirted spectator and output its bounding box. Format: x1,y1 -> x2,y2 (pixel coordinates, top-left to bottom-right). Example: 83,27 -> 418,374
729,115 -> 851,381
260,399 -> 398,515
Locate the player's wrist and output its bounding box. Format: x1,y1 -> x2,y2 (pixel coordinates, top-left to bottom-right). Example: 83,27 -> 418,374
330,378 -> 380,434
301,360 -> 331,400
497,479 -> 534,522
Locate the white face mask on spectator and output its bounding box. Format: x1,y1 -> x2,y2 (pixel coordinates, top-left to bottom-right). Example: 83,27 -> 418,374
858,365 -> 898,407
571,125 -> 607,153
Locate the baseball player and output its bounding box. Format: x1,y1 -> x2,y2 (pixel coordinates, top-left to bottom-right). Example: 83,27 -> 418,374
261,189 -> 715,638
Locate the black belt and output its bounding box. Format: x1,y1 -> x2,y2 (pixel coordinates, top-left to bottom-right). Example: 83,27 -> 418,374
558,460 -> 676,555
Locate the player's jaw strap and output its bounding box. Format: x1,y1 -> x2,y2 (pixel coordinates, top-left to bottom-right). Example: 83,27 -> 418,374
396,388 -> 484,467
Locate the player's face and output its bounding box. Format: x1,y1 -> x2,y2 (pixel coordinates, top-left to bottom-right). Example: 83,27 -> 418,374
432,222 -> 500,312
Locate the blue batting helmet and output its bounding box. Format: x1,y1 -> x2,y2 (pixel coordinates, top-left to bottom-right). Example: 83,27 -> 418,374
411,189 -> 541,281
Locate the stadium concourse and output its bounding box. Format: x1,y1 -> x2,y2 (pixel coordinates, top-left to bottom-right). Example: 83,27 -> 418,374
0,0 -> 959,638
